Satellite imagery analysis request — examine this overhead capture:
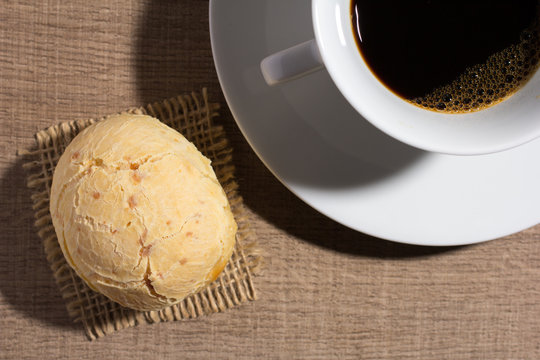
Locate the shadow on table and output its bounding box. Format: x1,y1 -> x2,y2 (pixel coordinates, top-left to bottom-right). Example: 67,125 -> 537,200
134,1 -> 462,258
135,0 -> 218,105
0,156 -> 75,330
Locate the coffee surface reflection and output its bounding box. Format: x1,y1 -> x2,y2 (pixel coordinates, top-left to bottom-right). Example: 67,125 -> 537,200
351,0 -> 540,113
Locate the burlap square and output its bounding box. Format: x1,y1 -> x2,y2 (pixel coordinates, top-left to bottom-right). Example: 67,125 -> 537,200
21,89 -> 260,340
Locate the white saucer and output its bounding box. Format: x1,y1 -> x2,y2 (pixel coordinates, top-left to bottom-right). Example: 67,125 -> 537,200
209,0 -> 540,246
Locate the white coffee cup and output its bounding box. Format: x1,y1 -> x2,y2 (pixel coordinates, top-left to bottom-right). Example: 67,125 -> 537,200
260,0 -> 540,156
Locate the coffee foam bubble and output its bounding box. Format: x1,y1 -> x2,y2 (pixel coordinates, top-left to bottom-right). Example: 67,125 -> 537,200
410,19 -> 540,113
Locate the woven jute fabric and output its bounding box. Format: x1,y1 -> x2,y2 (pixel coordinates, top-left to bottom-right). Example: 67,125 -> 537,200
22,89 -> 259,340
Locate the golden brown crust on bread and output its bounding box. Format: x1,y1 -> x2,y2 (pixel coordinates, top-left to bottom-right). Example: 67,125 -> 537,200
50,114 -> 237,311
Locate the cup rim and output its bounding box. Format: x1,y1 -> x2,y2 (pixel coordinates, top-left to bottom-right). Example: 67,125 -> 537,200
312,0 -> 540,155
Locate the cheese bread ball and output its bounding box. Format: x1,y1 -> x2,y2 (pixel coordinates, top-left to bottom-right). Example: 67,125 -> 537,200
50,114 -> 236,311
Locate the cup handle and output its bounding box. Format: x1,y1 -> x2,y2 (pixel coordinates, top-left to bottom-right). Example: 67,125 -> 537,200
261,39 -> 324,86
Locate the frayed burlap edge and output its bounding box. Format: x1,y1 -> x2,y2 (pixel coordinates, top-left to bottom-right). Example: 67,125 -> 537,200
20,89 -> 261,340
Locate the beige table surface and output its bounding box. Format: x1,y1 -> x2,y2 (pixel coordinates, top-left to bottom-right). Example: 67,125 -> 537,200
2,1 -> 540,359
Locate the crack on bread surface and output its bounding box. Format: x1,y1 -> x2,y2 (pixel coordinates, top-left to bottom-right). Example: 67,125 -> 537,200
143,260 -> 167,301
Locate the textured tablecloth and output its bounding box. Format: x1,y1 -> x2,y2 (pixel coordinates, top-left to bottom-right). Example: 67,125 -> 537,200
1,1 -> 540,359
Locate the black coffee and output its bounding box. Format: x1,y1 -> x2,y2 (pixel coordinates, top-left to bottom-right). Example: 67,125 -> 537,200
351,0 -> 540,112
